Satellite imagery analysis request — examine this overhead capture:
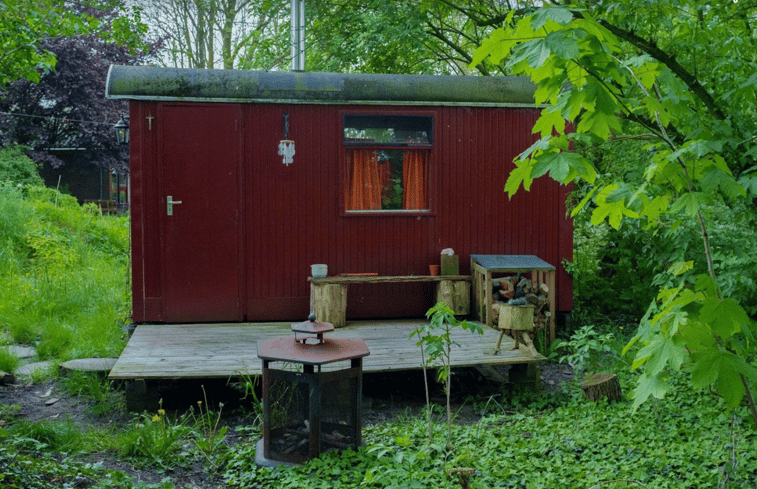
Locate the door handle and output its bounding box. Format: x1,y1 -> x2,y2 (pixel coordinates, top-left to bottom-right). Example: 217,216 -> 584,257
166,195 -> 182,216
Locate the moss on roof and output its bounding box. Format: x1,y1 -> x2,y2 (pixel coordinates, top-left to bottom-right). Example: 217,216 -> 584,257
105,65 -> 536,107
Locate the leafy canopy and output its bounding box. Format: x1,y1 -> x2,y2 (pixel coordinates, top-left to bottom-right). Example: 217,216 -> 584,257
0,0 -> 147,85
472,0 -> 757,421
1,1 -> 155,174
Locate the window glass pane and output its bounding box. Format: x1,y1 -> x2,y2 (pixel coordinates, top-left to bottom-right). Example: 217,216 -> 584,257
345,149 -> 428,211
343,115 -> 432,145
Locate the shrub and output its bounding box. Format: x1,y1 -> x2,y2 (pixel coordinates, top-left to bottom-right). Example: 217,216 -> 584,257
0,145 -> 43,187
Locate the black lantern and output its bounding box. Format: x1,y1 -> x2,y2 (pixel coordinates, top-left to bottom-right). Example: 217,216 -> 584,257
114,117 -> 129,145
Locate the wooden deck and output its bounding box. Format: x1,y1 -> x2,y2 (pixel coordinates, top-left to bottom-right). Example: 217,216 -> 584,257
109,320 -> 545,380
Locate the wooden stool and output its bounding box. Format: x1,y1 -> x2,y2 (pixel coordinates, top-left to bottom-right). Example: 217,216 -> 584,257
494,304 -> 537,356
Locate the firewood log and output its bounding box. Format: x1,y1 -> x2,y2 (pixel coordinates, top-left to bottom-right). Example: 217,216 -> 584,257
499,289 -> 515,300
517,277 -> 532,291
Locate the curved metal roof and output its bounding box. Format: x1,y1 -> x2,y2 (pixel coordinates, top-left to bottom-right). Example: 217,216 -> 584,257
105,65 -> 536,107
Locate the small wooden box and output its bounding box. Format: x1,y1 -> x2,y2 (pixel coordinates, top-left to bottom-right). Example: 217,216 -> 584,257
440,254 -> 459,275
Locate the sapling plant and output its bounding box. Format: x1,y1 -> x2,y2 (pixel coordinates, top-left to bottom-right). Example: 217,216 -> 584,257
410,301 -> 482,449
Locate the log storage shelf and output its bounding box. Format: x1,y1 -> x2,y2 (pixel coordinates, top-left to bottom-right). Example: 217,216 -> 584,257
470,255 -> 556,343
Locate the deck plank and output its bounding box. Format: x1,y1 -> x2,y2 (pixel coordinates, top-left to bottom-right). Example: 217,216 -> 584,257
109,321 -> 544,380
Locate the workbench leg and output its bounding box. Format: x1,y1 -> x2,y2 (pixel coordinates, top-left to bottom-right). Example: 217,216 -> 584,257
311,283 -> 347,328
436,280 -> 470,316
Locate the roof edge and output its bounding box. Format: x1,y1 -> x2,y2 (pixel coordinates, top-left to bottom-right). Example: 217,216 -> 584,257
105,65 -> 537,107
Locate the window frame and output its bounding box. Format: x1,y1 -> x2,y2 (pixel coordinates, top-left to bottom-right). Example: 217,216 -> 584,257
340,111 -> 436,217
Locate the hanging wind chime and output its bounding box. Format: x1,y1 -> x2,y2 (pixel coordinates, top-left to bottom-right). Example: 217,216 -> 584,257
278,113 -> 295,165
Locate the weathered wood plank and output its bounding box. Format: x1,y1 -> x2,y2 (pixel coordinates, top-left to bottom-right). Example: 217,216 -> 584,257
109,320 -> 544,380
309,275 -> 471,284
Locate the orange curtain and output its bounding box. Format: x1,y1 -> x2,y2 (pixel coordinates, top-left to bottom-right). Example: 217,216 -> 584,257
346,150 -> 382,210
378,159 -> 392,201
402,150 -> 428,209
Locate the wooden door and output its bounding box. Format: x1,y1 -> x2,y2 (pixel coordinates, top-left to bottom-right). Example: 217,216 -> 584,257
159,104 -> 242,322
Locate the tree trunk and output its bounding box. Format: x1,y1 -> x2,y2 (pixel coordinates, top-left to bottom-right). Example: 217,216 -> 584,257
581,373 -> 623,403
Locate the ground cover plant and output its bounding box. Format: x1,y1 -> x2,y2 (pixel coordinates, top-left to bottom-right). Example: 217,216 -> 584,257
5,348 -> 756,488
220,370 -> 757,489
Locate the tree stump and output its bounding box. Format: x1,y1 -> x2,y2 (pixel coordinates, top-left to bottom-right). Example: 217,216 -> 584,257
447,467 -> 475,489
581,373 -> 623,402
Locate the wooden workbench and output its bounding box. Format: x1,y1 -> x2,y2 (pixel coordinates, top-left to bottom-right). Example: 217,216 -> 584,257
309,275 -> 472,328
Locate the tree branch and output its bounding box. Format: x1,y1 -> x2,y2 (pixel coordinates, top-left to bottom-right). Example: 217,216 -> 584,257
424,19 -> 490,75
594,18 -> 727,121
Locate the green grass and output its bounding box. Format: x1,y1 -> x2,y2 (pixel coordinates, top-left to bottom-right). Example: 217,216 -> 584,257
0,347 -> 20,373
61,370 -> 124,415
0,184 -> 130,362
8,418 -> 88,453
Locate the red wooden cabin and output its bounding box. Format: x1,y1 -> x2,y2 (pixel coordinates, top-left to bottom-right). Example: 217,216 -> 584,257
105,66 -> 572,325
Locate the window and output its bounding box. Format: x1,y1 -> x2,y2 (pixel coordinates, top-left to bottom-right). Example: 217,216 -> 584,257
343,115 -> 432,212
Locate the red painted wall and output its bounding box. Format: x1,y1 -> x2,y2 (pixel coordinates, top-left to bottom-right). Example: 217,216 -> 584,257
130,101 -> 572,323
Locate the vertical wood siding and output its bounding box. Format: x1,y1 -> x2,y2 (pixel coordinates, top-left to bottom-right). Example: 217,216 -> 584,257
131,101 -> 573,323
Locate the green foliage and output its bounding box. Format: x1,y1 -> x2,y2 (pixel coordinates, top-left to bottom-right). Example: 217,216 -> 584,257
8,418 -> 86,454
0,347 -> 20,374
221,372 -> 757,488
187,386 -> 229,460
0,445 -> 170,489
0,146 -> 43,187
308,1 -> 437,75
0,185 -> 130,361
0,0 -> 148,84
61,371 -> 123,415
550,324 -> 624,376
567,216 -> 658,318
472,1 -> 757,420
232,373 -> 264,431
118,403 -> 192,469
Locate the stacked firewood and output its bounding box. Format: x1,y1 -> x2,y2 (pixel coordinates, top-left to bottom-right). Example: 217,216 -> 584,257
491,275 -> 551,338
